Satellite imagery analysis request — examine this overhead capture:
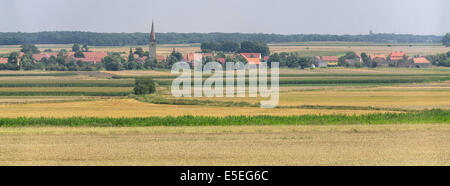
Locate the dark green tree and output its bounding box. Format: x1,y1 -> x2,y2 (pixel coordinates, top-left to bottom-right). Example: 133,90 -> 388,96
443,33 -> 450,47
7,52 -> 20,65
74,50 -> 85,58
72,44 -> 81,52
360,52 -> 370,67
19,54 -> 34,70
239,41 -> 270,56
102,54 -> 124,71
128,48 -> 135,62
82,44 -> 89,52
134,47 -> 144,57
134,77 -> 156,95
20,44 -> 40,54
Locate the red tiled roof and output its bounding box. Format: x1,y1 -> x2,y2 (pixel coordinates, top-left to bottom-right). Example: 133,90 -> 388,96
370,54 -> 386,60
321,56 -> 338,62
389,51 -> 407,61
389,51 -> 406,57
413,57 -> 430,64
217,57 -> 225,64
186,53 -> 195,62
70,52 -> 108,63
263,56 -> 270,61
0,58 -> 8,64
246,58 -> 261,65
32,53 -> 57,61
240,53 -> 261,59
157,55 -> 166,61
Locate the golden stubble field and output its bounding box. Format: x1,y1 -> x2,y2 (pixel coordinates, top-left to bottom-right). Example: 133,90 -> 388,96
0,98 -> 397,118
0,124 -> 449,166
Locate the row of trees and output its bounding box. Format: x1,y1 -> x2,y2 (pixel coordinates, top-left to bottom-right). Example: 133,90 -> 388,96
0,32 -> 444,46
267,52 -> 312,69
426,52 -> 450,67
201,41 -> 270,56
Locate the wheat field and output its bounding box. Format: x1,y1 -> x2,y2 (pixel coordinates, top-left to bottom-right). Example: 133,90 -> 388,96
0,124 -> 448,166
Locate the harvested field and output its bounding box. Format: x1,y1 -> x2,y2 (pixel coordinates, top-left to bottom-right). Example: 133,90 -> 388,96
0,124 -> 448,165
0,98 -> 397,118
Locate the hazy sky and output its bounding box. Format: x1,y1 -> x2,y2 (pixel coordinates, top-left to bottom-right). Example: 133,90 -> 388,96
0,0 -> 449,35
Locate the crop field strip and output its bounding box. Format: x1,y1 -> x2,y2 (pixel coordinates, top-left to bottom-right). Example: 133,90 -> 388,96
0,109 -> 447,127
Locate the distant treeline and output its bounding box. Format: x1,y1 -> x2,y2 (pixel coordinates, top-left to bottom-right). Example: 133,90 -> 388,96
0,32 -> 443,46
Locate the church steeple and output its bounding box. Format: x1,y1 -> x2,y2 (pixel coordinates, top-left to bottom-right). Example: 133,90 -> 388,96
148,21 -> 157,60
150,21 -> 156,42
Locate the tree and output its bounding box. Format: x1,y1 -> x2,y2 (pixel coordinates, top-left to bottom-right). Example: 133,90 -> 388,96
134,47 -> 144,57
134,77 -> 156,95
338,56 -> 349,67
128,48 -> 135,62
72,44 -> 81,52
74,50 -> 85,58
443,33 -> 450,47
102,54 -> 124,71
360,52 -> 370,67
20,54 -> 34,70
239,41 -> 270,56
7,52 -> 19,65
20,44 -> 40,54
219,41 -> 239,52
200,41 -> 220,52
82,44 -> 89,52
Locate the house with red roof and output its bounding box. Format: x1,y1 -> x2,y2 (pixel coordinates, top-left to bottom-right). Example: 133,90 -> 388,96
388,51 -> 407,61
67,52 -> 108,63
0,58 -> 8,64
370,54 -> 388,67
32,53 -> 58,61
412,57 -> 431,68
240,53 -> 261,65
216,57 -> 225,64
388,51 -> 410,67
321,56 -> 338,66
313,56 -> 338,67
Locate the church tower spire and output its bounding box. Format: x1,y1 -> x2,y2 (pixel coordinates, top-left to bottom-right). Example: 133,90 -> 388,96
149,21 -> 157,60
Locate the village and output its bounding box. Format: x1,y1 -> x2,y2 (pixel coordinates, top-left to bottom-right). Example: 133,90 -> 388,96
0,22 -> 435,70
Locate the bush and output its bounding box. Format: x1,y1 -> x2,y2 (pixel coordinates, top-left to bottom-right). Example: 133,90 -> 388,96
134,77 -> 156,95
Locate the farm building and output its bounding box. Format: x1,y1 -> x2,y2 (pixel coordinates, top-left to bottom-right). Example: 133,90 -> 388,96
412,57 -> 432,68
217,57 -> 226,64
321,56 -> 339,67
240,53 -> 261,65
67,52 -> 108,63
345,59 -> 361,66
313,56 -> 339,67
32,53 -> 58,61
370,54 -> 388,67
0,58 -> 8,64
388,51 -> 408,62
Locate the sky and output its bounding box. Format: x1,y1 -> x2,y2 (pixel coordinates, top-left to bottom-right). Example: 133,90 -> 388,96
0,0 -> 449,35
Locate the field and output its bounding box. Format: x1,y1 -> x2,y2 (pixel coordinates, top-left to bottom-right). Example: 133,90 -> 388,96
0,42 -> 449,165
0,124 -> 448,165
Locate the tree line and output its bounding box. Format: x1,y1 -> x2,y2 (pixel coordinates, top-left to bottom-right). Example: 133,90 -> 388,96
0,32 -> 444,46
201,41 -> 270,56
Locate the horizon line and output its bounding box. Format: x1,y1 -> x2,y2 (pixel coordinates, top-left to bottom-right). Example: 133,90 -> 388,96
0,31 -> 444,37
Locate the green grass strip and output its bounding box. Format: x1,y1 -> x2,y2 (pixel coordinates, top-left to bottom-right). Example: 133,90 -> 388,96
0,92 -> 129,96
0,72 -> 77,77
0,109 -> 447,127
